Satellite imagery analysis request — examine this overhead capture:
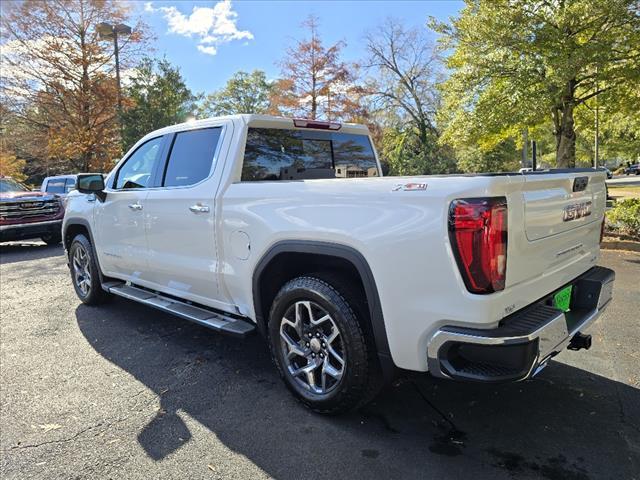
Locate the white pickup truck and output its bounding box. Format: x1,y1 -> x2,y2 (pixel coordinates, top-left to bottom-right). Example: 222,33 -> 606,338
63,114 -> 615,414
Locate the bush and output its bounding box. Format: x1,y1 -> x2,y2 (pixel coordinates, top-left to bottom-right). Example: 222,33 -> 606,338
606,198 -> 640,239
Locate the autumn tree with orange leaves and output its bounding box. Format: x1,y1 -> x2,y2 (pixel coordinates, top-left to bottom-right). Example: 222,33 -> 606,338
1,0 -> 148,174
275,15 -> 366,122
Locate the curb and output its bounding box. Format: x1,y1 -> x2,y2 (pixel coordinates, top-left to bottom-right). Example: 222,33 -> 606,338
601,239 -> 640,253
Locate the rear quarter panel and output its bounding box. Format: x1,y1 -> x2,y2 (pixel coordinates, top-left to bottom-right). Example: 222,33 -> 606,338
219,174 -> 561,371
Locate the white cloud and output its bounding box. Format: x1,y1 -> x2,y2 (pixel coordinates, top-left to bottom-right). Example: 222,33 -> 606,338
197,45 -> 217,56
146,0 -> 253,56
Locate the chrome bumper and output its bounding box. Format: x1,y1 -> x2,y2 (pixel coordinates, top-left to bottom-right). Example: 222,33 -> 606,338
426,266 -> 615,382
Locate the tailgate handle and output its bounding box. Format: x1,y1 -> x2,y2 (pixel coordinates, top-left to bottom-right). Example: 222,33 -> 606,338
573,176 -> 589,192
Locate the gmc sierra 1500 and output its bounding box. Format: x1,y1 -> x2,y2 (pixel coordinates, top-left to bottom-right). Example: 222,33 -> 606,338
63,115 -> 615,413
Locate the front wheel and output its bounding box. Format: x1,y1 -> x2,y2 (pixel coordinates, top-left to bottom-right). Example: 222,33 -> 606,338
41,232 -> 62,245
268,276 -> 378,414
69,234 -> 110,305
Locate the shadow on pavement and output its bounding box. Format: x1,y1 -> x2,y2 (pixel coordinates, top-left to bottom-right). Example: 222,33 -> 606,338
0,242 -> 64,264
76,298 -> 639,480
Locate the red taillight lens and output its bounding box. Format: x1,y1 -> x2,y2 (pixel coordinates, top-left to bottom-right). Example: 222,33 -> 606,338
448,197 -> 508,294
293,119 -> 342,130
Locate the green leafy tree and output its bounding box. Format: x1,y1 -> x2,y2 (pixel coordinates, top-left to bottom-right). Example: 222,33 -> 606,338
456,140 -> 520,173
121,57 -> 195,150
197,70 -> 275,117
574,87 -> 640,166
432,0 -> 640,168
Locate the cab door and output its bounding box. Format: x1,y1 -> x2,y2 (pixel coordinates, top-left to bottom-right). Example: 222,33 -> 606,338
94,135 -> 167,280
143,124 -> 230,308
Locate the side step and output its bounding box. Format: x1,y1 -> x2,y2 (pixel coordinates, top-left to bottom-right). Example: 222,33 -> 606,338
103,282 -> 255,338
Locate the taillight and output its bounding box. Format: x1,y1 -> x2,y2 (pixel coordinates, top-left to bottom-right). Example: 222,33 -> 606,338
448,197 -> 508,294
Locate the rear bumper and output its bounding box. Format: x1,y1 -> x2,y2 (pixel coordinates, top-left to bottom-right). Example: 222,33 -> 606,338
426,266 -> 615,382
0,219 -> 62,242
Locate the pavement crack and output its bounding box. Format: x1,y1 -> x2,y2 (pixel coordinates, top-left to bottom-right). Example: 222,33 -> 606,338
10,423 -> 103,450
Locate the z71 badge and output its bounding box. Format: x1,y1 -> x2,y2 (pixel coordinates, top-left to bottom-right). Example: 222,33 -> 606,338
563,201 -> 592,222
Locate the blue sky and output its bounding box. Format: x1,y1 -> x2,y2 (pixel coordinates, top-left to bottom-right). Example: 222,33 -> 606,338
135,1 -> 463,94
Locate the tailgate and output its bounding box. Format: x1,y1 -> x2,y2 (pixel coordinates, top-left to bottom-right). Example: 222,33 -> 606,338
506,170 -> 607,289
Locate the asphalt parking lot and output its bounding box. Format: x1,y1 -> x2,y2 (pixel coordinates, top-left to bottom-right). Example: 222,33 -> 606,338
1,245 -> 638,480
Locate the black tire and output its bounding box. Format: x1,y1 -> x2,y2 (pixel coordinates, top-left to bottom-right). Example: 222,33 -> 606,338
69,234 -> 110,305
41,232 -> 62,245
267,275 -> 380,414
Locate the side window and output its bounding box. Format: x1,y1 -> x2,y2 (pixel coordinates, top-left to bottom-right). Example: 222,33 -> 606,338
45,178 -> 66,194
163,128 -> 222,187
241,128 -> 379,181
114,136 -> 164,189
65,178 -> 76,193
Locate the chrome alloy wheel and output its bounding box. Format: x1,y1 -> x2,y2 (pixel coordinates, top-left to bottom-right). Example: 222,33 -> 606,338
280,301 -> 346,395
72,244 -> 91,296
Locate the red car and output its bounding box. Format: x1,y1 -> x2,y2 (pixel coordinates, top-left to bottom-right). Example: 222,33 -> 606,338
0,176 -> 65,244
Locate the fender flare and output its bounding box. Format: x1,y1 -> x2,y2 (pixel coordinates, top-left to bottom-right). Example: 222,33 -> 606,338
63,217 -> 107,283
62,217 -> 95,250
252,240 -> 395,377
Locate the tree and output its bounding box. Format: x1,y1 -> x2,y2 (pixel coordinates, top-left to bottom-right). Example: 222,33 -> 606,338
197,70 -> 275,118
121,57 -> 195,150
277,15 -> 364,121
0,152 -> 27,182
1,0 -> 147,173
433,0 -> 640,168
365,19 -> 453,175
456,140 -> 520,173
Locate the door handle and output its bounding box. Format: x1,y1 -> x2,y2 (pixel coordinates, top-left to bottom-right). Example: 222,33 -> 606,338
128,202 -> 143,211
189,204 -> 210,214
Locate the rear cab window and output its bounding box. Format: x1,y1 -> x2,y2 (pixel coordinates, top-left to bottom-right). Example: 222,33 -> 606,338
241,128 -> 379,181
162,127 -> 222,187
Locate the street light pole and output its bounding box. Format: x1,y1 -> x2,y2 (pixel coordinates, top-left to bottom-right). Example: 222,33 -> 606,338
97,22 -> 132,116
113,29 -> 122,112
594,66 -> 599,169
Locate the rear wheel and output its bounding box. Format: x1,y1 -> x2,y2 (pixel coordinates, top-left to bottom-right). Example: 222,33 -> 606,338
69,234 -> 110,305
268,276 -> 378,414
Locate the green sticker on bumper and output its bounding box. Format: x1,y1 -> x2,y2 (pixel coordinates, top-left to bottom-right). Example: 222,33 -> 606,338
553,285 -> 573,312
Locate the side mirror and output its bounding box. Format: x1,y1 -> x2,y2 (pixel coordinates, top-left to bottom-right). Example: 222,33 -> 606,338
77,173 -> 106,201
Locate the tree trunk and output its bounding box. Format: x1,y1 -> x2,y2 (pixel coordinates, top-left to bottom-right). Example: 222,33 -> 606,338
555,104 -> 576,168
555,81 -> 577,168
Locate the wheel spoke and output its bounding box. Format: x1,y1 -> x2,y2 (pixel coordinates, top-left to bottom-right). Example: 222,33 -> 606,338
310,313 -> 331,326
326,327 -> 339,344
280,330 -> 305,359
322,357 -> 343,381
281,315 -> 302,338
326,344 -> 345,366
295,301 -> 313,328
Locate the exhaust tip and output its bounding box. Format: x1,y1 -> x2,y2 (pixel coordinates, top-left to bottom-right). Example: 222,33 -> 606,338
568,332 -> 592,351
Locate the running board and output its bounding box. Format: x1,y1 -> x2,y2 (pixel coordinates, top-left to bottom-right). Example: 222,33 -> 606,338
103,282 -> 255,338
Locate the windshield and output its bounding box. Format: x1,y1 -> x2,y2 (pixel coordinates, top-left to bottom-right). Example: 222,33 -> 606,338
0,178 -> 29,193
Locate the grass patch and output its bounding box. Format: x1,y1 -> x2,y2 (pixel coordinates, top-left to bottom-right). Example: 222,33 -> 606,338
607,185 -> 640,200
